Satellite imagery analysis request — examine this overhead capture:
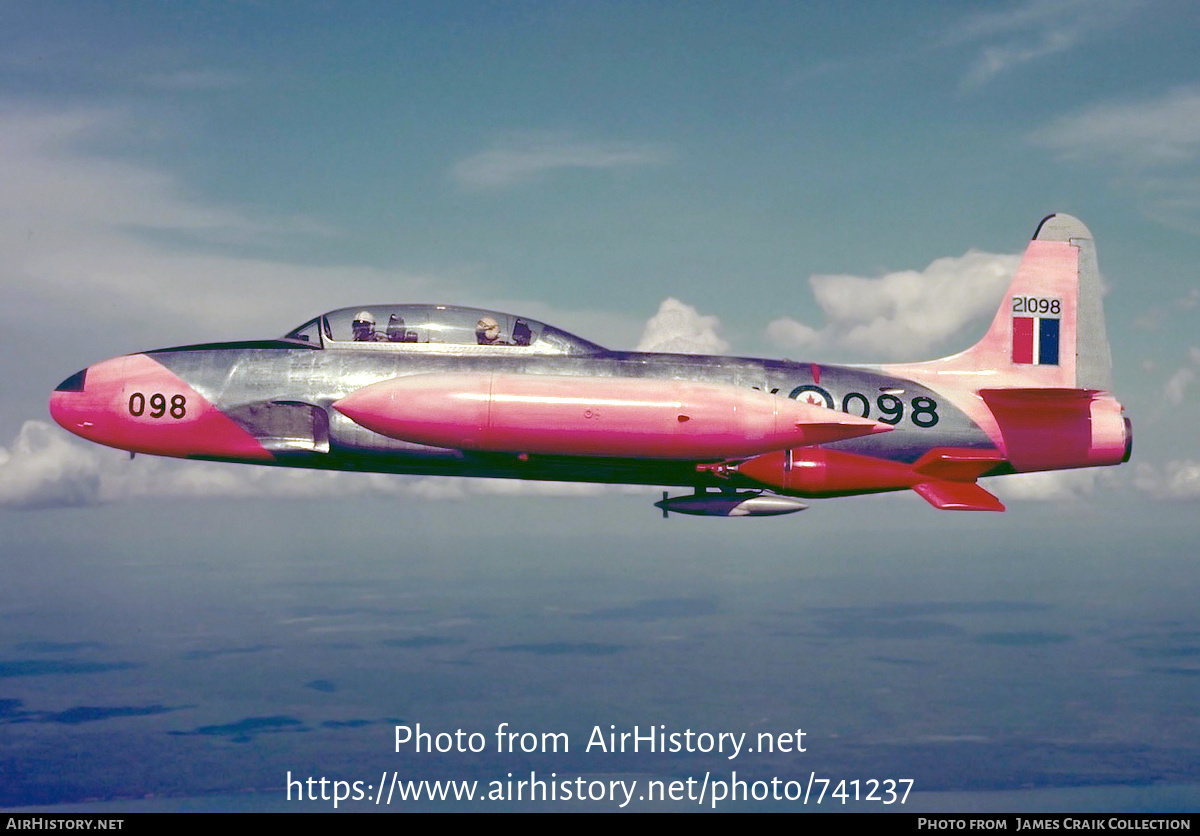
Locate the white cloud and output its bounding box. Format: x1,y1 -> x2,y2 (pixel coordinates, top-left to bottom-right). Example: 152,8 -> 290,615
1030,88 -> 1200,232
1031,86 -> 1200,167
1164,368 -> 1196,406
0,421 -> 101,509
947,0 -> 1141,90
962,31 -> 1078,91
988,469 -> 1099,503
947,0 -> 1139,89
0,422 -> 634,511
0,103 -> 686,365
1161,346 -> 1200,406
0,104 -> 443,345
765,317 -> 822,353
766,251 -> 1020,360
1159,461 -> 1200,499
452,134 -> 669,190
1134,460 -> 1200,500
636,297 -> 729,354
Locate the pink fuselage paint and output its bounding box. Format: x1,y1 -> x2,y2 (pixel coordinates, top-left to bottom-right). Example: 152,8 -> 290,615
333,372 -> 891,461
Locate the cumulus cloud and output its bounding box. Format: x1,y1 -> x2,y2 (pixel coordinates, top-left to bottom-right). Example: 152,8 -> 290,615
767,251 -> 1020,360
0,422 -> 628,511
636,298 -> 729,354
452,134 -> 669,190
0,422 -> 101,509
765,318 -> 821,353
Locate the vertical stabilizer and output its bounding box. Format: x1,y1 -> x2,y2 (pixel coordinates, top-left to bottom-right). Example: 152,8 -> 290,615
884,214 -> 1130,477
1032,214 -> 1112,391
896,213 -> 1113,391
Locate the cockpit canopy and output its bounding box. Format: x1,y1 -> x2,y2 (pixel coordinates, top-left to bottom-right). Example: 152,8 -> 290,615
282,305 -> 606,356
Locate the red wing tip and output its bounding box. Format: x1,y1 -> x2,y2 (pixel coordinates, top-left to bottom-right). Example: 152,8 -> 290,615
912,481 -> 1006,512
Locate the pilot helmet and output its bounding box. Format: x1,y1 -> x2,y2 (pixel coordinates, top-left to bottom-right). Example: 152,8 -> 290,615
513,318 -> 532,345
386,313 -> 407,340
352,310 -> 376,340
475,316 -> 500,343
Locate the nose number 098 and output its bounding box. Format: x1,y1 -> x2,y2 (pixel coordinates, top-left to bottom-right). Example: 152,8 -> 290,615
128,392 -> 187,419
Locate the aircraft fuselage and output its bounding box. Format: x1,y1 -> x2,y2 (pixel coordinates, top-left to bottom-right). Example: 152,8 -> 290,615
50,215 -> 1134,514
57,341 -> 990,492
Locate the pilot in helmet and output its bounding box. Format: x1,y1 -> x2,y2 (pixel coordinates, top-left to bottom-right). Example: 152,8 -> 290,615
352,310 -> 377,341
386,313 -> 407,342
512,318 -> 532,346
475,316 -> 502,345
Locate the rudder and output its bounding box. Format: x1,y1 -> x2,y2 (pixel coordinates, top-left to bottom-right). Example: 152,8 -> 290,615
1032,214 -> 1112,391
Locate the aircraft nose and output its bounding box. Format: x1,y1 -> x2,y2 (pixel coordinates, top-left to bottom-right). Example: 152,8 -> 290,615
48,353 -> 272,461
48,359 -> 121,439
49,368 -> 92,432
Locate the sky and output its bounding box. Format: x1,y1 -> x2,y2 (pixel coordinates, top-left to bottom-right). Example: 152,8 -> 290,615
1,0 -> 1200,813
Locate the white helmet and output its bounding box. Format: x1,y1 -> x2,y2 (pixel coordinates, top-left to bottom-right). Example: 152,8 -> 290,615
475,316 -> 500,342
352,310 -> 377,341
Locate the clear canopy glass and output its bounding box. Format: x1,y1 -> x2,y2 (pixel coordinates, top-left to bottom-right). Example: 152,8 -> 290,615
283,305 -> 605,356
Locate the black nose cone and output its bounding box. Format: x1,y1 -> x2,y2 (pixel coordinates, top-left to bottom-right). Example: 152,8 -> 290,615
55,369 -> 88,392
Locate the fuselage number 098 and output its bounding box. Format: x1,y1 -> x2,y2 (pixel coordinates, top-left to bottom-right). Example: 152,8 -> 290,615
786,385 -> 939,428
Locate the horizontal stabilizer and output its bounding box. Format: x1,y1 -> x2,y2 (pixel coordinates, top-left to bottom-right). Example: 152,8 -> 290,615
978,387 -> 1127,471
913,481 -> 1005,512
978,387 -> 1096,408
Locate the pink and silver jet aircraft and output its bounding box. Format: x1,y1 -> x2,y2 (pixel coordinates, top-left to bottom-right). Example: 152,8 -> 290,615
50,214 -> 1131,517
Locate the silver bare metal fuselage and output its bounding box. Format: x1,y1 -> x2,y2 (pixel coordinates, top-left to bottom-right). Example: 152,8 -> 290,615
147,340 -> 994,491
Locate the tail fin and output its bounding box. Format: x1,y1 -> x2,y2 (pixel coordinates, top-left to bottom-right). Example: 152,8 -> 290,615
932,213 -> 1112,390
885,213 -> 1130,474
